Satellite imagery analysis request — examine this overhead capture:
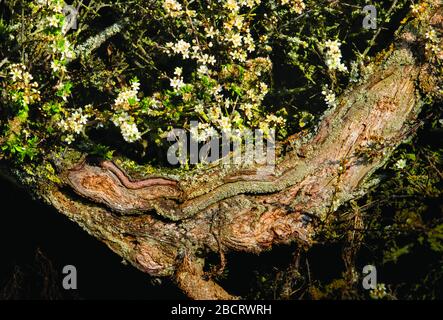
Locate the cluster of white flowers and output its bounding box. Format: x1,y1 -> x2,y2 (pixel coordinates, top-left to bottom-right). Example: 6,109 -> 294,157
425,28 -> 441,58
163,0 -> 265,77
227,32 -> 242,48
170,67 -> 186,91
240,103 -> 254,119
120,122 -> 142,143
47,15 -> 62,28
410,3 -> 427,16
34,0 -> 76,101
111,79 -> 143,142
34,0 -> 70,33
224,0 -> 262,12
280,0 -> 306,14
394,159 -> 407,170
426,29 -> 438,42
189,122 -> 218,142
34,2 -> 76,103
49,38 -> 75,63
197,65 -> 210,76
253,82 -> 269,103
222,5 -> 259,62
35,0 -> 64,13
198,53 -> 217,66
259,114 -> 286,135
165,40 -> 218,68
8,64 -> 41,106
211,60 -> 276,133
159,0 -> 285,141
324,40 -> 347,73
50,60 -> 65,74
219,115 -> 233,132
224,0 -> 240,12
349,61 -> 361,83
208,105 -> 222,122
163,0 -> 265,67
163,0 -> 183,17
166,40 -> 191,58
112,112 -> 142,143
322,85 -> 337,108
114,80 -> 140,110
59,109 -> 88,134
59,107 -> 90,144
370,283 -> 387,300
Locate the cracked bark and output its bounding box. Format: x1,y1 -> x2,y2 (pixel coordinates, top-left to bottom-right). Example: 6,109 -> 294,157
3,2 -> 442,300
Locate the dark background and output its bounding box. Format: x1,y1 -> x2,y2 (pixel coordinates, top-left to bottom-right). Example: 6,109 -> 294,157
0,176 -> 186,299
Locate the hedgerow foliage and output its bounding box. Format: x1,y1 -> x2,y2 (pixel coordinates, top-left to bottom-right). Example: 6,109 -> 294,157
3,0 -> 435,165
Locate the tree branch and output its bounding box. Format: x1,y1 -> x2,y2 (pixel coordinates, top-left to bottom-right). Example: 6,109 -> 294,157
15,1 -> 443,299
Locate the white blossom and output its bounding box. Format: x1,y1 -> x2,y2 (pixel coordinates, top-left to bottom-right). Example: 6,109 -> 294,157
227,33 -> 243,47
322,86 -> 337,108
167,40 -> 191,59
170,77 -> 185,90
425,29 -> 438,42
324,39 -> 347,72
64,134 -> 75,145
197,65 -> 209,75
174,67 -> 183,77
114,81 -> 140,110
112,112 -> 142,143
120,122 -> 142,143
280,0 -> 306,14
163,0 -> 183,17
224,0 -> 240,12
59,108 -> 89,135
47,15 -> 60,28
370,283 -> 387,300
394,159 -> 407,170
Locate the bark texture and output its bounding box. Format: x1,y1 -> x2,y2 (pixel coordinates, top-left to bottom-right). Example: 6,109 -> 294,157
6,2 -> 442,299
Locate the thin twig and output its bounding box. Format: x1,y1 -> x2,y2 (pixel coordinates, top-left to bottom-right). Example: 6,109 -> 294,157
362,0 -> 399,59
